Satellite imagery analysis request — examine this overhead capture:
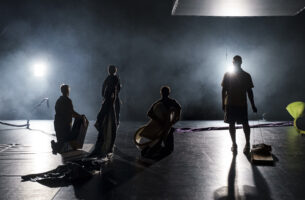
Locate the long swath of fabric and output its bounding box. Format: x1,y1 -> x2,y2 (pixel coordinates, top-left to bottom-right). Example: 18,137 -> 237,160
176,121 -> 293,133
0,121 -> 28,127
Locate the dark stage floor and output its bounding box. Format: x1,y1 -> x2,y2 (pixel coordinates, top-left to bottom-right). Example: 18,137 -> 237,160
0,120 -> 305,200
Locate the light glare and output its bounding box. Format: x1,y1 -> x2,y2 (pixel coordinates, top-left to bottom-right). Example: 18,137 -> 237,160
227,64 -> 235,73
33,61 -> 47,77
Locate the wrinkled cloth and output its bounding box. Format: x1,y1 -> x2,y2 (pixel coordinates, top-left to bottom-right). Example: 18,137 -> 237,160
93,104 -> 117,157
21,161 -> 100,187
251,143 -> 272,155
141,128 -> 175,159
91,89 -> 118,157
89,74 -> 121,158
137,98 -> 181,159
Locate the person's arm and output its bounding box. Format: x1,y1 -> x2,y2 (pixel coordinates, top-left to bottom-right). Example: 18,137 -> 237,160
72,110 -> 81,118
222,88 -> 226,111
247,88 -> 257,113
172,108 -> 181,125
70,100 -> 81,118
172,101 -> 181,124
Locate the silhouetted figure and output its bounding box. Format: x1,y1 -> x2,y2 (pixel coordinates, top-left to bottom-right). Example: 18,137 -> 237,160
52,84 -> 81,154
101,65 -> 121,125
140,86 -> 181,159
88,65 -> 121,158
222,55 -> 257,154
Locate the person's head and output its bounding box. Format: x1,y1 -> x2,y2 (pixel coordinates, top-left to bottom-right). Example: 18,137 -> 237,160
60,84 -> 70,96
108,65 -> 117,75
160,86 -> 171,98
233,55 -> 242,68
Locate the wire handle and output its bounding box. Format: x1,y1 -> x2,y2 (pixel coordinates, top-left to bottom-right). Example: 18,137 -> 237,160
251,113 -> 265,145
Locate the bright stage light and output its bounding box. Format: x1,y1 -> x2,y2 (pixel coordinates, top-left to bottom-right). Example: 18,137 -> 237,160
32,60 -> 47,77
227,64 -> 235,73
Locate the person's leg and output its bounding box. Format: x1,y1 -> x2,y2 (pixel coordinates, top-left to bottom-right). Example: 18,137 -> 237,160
51,140 -> 57,154
229,123 -> 237,152
163,128 -> 174,155
242,122 -> 250,153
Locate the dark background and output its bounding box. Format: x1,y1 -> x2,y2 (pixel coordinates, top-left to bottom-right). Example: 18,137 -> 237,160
0,0 -> 304,121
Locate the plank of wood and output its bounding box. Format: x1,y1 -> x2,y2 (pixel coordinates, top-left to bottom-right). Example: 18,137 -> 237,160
251,152 -> 274,165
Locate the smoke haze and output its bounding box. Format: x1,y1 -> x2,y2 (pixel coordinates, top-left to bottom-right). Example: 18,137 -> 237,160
0,0 -> 304,121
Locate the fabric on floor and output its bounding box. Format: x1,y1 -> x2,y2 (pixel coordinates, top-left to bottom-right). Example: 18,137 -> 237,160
21,160 -> 101,187
176,121 -> 293,133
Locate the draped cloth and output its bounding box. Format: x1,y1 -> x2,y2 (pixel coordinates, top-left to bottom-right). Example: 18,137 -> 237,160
93,97 -> 117,157
134,101 -> 179,151
90,74 -> 121,158
91,97 -> 118,157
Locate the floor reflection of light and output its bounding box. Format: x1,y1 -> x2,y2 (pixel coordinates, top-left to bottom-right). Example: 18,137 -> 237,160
28,120 -> 59,173
286,127 -> 301,162
212,128 -> 256,197
212,130 -> 236,185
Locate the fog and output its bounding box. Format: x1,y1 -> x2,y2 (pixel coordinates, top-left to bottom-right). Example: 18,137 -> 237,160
0,0 -> 304,121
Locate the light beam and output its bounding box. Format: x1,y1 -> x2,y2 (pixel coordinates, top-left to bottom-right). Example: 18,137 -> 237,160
32,60 -> 47,77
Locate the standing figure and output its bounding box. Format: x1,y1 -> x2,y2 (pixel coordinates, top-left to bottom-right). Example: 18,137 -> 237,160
52,84 -> 81,154
221,55 -> 257,154
89,65 -> 121,158
136,86 -> 181,159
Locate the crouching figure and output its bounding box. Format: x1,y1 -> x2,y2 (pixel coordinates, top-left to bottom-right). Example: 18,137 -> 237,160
52,84 -> 82,154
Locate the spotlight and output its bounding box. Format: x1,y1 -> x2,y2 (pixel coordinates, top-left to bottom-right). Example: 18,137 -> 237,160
227,64 -> 235,73
32,60 -> 47,77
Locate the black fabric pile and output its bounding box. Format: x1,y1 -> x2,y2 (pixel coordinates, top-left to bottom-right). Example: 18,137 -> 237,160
251,143 -> 272,155
21,160 -> 101,187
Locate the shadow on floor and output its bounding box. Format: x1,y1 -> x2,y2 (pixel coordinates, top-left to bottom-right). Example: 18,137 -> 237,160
214,153 -> 273,200
71,147 -> 167,199
22,145 -> 169,199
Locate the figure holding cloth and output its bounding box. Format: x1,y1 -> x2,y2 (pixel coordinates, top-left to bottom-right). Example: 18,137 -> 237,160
89,65 -> 121,158
134,86 -> 181,159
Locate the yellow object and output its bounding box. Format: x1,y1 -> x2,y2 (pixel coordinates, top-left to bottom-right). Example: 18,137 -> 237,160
134,102 -> 179,150
286,101 -> 305,134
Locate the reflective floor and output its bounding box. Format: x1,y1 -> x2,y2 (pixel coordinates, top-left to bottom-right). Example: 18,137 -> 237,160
0,120 -> 305,200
